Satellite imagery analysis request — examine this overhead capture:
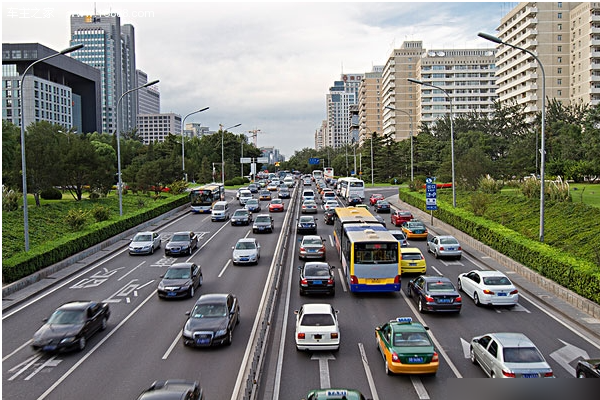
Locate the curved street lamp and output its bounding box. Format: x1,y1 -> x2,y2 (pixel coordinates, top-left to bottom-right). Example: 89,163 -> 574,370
220,123 -> 242,184
408,78 -> 455,208
385,106 -> 414,182
478,32 -> 546,242
115,79 -> 159,216
181,107 -> 209,180
19,43 -> 84,251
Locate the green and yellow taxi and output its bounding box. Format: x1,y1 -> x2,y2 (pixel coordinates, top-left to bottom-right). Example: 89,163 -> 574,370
375,317 -> 439,375
304,388 -> 369,400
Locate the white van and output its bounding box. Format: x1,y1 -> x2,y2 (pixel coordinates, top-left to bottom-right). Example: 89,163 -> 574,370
211,201 -> 230,221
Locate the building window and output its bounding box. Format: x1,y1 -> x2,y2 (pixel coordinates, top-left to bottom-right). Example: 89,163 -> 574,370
557,35 -> 562,41
558,57 -> 562,63
557,12 -> 562,19
557,67 -> 562,74
557,79 -> 562,85
557,46 -> 562,52
558,23 -> 562,30
557,90 -> 562,96
558,2 -> 562,8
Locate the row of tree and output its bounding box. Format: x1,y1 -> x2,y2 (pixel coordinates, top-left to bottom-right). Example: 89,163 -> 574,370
2,120 -> 262,205
281,101 -> 600,187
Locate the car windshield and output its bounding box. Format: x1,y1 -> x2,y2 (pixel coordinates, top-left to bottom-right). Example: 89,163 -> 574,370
47,309 -> 85,325
303,238 -> 323,245
235,241 -> 256,250
133,234 -> 152,242
427,282 -> 455,291
272,199 -> 282,204
407,223 -> 425,229
440,237 -> 459,245
301,313 -> 335,326
304,265 -> 329,276
171,234 -> 190,242
392,233 -> 406,241
214,204 -> 225,210
191,303 -> 227,318
247,200 -> 258,205
483,276 -> 512,285
503,347 -> 545,363
164,268 -> 191,279
393,332 -> 431,347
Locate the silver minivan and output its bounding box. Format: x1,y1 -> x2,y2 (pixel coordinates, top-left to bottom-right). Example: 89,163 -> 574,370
211,201 -> 230,221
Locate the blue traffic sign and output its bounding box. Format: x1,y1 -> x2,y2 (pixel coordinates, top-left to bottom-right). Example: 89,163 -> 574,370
309,157 -> 320,165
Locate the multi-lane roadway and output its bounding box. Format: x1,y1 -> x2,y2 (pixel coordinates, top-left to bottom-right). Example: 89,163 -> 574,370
3,181 -> 600,400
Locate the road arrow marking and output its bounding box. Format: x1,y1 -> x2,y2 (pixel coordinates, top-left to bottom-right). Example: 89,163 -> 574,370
460,337 -> 471,359
550,339 -> 589,376
311,352 -> 336,389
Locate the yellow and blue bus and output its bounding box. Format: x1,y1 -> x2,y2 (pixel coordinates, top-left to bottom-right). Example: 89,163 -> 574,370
333,207 -> 400,292
189,183 -> 225,213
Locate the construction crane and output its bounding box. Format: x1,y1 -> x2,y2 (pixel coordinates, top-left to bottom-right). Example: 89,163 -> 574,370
248,128 -> 262,147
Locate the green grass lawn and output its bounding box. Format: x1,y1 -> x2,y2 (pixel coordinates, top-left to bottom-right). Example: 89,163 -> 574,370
569,183 -> 600,207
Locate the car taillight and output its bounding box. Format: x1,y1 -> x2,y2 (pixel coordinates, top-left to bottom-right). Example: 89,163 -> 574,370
350,275 -> 358,284
392,352 -> 399,362
425,295 -> 434,302
420,254 -> 425,260
458,246 -> 462,250
439,246 -> 445,251
301,279 -> 308,284
432,352 -> 439,362
510,289 -> 519,295
327,279 -> 334,284
320,246 -> 326,252
394,275 -> 401,284
543,372 -> 553,377
330,332 -> 339,339
297,333 -> 306,340
300,247 -> 306,252
502,370 -> 515,378
456,296 -> 462,302
483,289 -> 495,295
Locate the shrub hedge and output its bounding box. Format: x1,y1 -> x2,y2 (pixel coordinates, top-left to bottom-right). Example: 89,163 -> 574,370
2,194 -> 189,283
399,189 -> 600,305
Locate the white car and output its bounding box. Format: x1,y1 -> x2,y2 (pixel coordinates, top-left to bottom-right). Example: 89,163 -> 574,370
129,231 -> 161,255
238,190 -> 253,205
426,235 -> 462,259
232,238 -> 260,265
294,303 -> 340,351
457,270 -> 519,306
322,199 -> 339,211
236,187 -> 249,199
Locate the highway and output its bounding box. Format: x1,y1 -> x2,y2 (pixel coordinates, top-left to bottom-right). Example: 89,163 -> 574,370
3,181 -> 600,400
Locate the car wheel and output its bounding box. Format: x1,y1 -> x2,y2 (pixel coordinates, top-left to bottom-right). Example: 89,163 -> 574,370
418,299 -> 425,313
385,360 -> 393,375
299,289 -> 305,296
100,317 -> 108,331
469,347 -> 478,364
198,274 -> 203,286
406,287 -> 412,298
457,279 -> 463,292
226,329 -> 233,345
150,246 -> 154,255
473,292 -> 481,306
434,250 -> 439,259
189,286 -> 195,298
236,310 -> 240,325
456,255 -> 462,260
78,337 -> 86,351
577,370 -> 586,378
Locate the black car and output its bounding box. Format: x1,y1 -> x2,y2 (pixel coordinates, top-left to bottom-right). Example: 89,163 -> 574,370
347,193 -> 362,205
231,208 -> 252,226
297,216 -> 317,234
165,231 -> 199,256
252,214 -> 274,233
323,208 -> 336,225
157,263 -> 203,299
137,380 -> 204,400
374,200 -> 391,213
299,262 -> 335,296
182,293 -> 240,347
576,358 -> 600,378
406,275 -> 462,313
31,301 -> 110,352
278,188 -> 291,199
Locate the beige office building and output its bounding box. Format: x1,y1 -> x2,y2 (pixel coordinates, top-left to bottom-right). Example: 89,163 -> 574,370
358,66 -> 384,146
570,2 -> 600,105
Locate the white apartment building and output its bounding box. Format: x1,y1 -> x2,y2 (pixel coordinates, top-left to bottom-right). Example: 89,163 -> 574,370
358,66 -> 384,146
325,73 -> 363,149
136,113 -> 182,145
570,2 -> 600,105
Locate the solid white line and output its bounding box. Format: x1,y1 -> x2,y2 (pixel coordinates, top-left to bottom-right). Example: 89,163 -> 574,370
410,376 -> 430,400
337,269 -> 348,292
218,260 -> 232,278
162,329 -> 183,360
357,343 -> 379,400
37,289 -> 157,400
2,340 -> 33,363
117,261 -> 146,281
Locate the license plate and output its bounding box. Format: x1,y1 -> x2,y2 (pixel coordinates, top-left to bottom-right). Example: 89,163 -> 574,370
408,357 -> 423,363
167,292 -> 177,296
498,292 -> 507,296
314,334 -> 322,340
43,345 -> 57,351
409,263 -> 417,266
312,280 -> 323,285
259,227 -> 265,230
437,298 -> 452,303
241,258 -> 248,261
196,338 -> 210,345
447,247 -> 455,251
308,249 -> 316,252
522,374 -> 538,378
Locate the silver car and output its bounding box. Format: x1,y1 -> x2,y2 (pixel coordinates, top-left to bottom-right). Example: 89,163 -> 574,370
426,235 -> 462,259
470,332 -> 554,378
457,270 -> 519,306
232,238 -> 261,265
129,231 -> 161,255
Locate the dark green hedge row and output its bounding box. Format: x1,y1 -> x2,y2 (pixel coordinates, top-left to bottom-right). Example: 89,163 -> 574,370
399,189 -> 600,305
2,194 -> 189,284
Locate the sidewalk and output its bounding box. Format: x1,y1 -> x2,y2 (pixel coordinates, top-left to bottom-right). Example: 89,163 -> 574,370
388,194 -> 600,342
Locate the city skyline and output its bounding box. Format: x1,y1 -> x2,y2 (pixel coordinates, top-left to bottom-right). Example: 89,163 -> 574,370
3,1 -> 505,157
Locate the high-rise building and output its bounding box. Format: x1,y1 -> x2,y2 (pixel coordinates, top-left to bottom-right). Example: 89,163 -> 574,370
358,66 -> 383,146
2,43 -> 101,133
569,2 -> 600,106
315,120 -> 327,150
136,69 -> 160,115
70,14 -> 137,135
136,113 -> 181,145
326,73 -> 364,149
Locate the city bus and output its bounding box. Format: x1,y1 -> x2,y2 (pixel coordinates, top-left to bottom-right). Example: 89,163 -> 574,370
336,177 -> 365,200
189,183 -> 225,213
323,167 -> 334,181
335,223 -> 401,293
312,170 -> 323,181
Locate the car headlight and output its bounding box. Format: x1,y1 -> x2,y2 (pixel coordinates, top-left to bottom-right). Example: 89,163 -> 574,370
216,329 -> 227,337
183,323 -> 193,337
181,244 -> 190,249
60,336 -> 77,344
158,282 -> 164,290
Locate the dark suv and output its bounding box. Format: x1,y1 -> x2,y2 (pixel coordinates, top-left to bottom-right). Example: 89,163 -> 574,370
231,208 -> 252,226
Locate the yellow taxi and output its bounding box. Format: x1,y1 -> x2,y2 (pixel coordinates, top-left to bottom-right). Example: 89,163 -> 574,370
400,221 -> 428,240
400,247 -> 426,274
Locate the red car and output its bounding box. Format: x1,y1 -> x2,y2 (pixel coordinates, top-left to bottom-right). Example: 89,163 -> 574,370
391,210 -> 414,226
369,193 -> 384,206
268,199 -> 285,212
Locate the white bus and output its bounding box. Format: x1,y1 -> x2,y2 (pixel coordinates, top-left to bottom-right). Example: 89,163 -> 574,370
337,177 -> 365,200
312,170 -> 323,181
324,167 -> 334,181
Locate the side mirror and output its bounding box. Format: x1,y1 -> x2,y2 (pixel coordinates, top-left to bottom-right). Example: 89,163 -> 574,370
185,311 -> 191,316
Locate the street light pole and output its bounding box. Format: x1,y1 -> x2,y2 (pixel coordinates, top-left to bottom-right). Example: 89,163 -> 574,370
181,107 -> 209,180
478,32 -> 546,242
385,106 -> 414,182
370,132 -> 374,186
19,43 -> 84,251
220,123 -> 242,184
116,79 -> 159,216
408,78 -> 456,208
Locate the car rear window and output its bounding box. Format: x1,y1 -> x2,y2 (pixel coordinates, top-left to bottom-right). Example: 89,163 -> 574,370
305,265 -> 329,276
402,252 -> 422,260
483,276 -> 511,285
427,282 -> 455,291
503,347 -> 545,363
393,332 -> 431,347
301,314 -> 334,326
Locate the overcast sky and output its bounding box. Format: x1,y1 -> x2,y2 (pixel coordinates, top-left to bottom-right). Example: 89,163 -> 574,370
3,1 -> 512,158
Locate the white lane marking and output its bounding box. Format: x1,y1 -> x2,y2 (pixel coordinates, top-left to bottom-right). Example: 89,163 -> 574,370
118,261 -> 146,281
311,352 -> 335,389
218,259 -> 232,278
429,264 -> 444,276
162,329 -> 183,360
25,355 -> 61,380
2,340 -> 33,363
8,354 -> 43,381
37,289 -> 157,400
410,376 -> 430,399
337,269 -> 348,292
550,339 -> 590,377
358,342 -> 379,400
